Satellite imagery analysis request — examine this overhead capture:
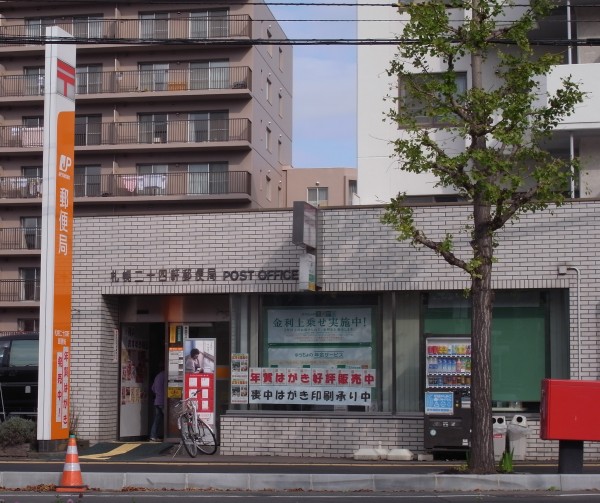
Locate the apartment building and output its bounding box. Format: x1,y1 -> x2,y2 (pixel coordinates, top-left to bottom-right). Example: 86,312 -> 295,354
0,0 -> 292,332
357,1 -> 600,204
283,166 -> 357,207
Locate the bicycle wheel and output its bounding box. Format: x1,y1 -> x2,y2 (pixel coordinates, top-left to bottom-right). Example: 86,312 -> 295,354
179,413 -> 198,457
196,420 -> 217,455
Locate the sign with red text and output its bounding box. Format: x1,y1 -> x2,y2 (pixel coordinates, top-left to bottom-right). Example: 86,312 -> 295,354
248,367 -> 376,405
38,26 -> 76,441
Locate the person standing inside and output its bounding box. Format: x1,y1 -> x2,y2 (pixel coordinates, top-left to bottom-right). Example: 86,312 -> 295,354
150,363 -> 165,442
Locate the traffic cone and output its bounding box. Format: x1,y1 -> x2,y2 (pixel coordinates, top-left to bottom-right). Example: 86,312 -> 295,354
56,435 -> 87,493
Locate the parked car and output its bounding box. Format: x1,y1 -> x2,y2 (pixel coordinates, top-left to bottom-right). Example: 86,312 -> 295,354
0,332 -> 38,419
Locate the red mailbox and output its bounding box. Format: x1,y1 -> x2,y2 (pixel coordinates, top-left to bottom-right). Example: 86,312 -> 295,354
540,379 -> 600,441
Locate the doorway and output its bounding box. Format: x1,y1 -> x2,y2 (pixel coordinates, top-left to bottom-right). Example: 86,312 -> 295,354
118,322 -> 165,440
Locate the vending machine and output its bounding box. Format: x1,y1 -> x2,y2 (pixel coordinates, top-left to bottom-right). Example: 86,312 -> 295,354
423,335 -> 472,452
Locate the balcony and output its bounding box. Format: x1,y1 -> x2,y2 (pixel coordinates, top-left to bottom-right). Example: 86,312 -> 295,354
0,227 -> 41,252
0,118 -> 252,152
0,172 -> 251,202
74,171 -> 252,199
0,177 -> 42,199
541,63 -> 600,132
0,15 -> 251,48
0,280 -> 40,302
0,67 -> 252,99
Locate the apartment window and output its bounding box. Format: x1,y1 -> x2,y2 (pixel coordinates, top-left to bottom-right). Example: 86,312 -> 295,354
20,217 -> 41,250
266,175 -> 272,201
348,180 -> 358,205
22,116 -> 43,128
279,47 -> 284,71
190,9 -> 228,38
19,268 -> 40,301
75,115 -> 102,146
266,127 -> 272,152
278,92 -> 283,117
267,28 -> 273,57
137,164 -> 168,195
25,18 -> 54,38
17,318 -> 39,332
307,187 -> 328,207
139,63 -> 169,91
140,12 -> 169,39
22,167 -> 42,183
139,113 -> 168,143
278,139 -> 283,164
23,67 -> 44,96
190,60 -> 229,90
399,72 -> 467,127
76,64 -> 102,94
74,165 -> 101,197
73,15 -> 103,38
189,111 -> 228,142
266,78 -> 272,103
21,120 -> 43,148
187,162 -> 228,194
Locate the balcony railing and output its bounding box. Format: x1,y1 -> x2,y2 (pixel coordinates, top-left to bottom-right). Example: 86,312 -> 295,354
0,118 -> 251,148
0,67 -> 252,97
0,172 -> 251,199
0,227 -> 41,250
0,280 -> 40,302
0,15 -> 251,45
0,177 -> 42,198
75,171 -> 252,197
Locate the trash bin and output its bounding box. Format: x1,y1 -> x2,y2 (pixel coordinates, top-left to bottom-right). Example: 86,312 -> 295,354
508,415 -> 529,461
492,416 -> 507,460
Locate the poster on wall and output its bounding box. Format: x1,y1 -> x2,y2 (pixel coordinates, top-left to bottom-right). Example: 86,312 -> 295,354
119,326 -> 149,437
267,346 -> 372,369
184,338 -> 216,428
248,367 -> 376,405
266,307 -> 373,344
231,353 -> 249,404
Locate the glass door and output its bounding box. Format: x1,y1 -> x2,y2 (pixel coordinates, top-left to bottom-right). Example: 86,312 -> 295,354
139,63 -> 169,92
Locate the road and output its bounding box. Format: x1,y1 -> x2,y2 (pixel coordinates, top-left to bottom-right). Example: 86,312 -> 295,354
2,492 -> 600,503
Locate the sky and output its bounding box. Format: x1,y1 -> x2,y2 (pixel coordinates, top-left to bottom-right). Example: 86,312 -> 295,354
269,1 -> 358,169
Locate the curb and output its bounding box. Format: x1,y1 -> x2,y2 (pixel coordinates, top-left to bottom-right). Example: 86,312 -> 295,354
1,472 -> 599,492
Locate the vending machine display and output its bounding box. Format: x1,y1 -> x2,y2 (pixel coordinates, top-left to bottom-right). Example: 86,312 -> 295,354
424,335 -> 472,451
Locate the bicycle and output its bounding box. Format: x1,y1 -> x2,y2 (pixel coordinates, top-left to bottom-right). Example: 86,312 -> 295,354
175,390 -> 217,456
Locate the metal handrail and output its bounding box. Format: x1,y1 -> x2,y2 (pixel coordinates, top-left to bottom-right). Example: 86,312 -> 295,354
0,227 -> 41,250
0,66 -> 252,97
0,280 -> 40,302
0,15 -> 252,44
0,119 -> 252,148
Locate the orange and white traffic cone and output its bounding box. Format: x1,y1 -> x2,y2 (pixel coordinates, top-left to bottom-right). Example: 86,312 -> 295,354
56,435 -> 87,493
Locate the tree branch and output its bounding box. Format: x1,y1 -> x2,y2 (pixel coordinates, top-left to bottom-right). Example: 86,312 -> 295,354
413,231 -> 470,272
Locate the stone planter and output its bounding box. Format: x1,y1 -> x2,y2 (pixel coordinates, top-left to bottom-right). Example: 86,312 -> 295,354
0,443 -> 32,458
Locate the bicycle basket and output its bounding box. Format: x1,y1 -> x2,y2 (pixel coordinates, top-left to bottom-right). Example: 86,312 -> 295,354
175,399 -> 194,414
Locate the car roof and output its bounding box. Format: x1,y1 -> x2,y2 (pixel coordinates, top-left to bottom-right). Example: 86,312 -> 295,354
0,332 -> 39,341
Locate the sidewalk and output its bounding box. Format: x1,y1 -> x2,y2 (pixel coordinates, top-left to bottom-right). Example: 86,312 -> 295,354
4,443 -> 600,493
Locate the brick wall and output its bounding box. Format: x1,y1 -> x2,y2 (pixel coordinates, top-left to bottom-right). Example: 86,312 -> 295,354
71,201 -> 600,458
220,414 -> 423,457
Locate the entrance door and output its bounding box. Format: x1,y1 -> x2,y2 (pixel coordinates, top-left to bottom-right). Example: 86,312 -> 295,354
165,322 -> 229,441
119,323 -> 165,440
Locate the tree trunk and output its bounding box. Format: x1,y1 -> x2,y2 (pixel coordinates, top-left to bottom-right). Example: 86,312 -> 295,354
468,197 -> 496,473
466,0 -> 496,474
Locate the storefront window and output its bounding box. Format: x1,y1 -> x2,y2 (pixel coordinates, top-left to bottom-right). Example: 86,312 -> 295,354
422,289 -> 569,411
257,294 -> 379,412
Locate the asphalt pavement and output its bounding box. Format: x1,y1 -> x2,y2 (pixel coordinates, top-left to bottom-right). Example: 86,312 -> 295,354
1,441 -> 600,493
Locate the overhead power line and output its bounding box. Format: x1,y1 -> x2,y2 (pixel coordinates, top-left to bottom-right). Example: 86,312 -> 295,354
1,35 -> 599,46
